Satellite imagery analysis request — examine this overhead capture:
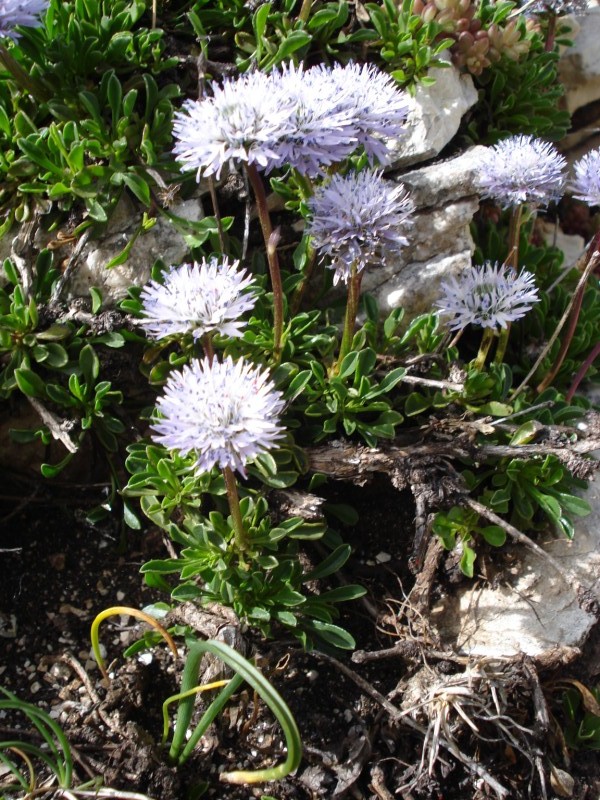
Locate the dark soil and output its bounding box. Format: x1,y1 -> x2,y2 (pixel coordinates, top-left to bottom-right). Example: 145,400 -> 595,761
1,464 -> 599,800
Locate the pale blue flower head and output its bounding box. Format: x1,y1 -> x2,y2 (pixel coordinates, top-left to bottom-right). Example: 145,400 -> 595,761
323,62 -> 410,165
139,257 -> 257,341
173,70 -> 295,179
0,0 -> 48,39
306,170 -> 414,285
571,148 -> 600,207
267,63 -> 359,177
152,356 -> 285,477
436,262 -> 540,331
173,62 -> 410,180
478,135 -> 567,208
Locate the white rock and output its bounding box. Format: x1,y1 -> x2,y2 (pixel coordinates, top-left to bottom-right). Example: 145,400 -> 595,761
67,196 -> 205,302
363,147 -> 485,315
540,220 -> 585,267
434,476 -> 600,658
559,7 -> 600,115
389,59 -> 479,169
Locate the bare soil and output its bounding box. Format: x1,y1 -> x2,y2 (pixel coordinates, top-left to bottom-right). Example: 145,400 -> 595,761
1,464 -> 599,800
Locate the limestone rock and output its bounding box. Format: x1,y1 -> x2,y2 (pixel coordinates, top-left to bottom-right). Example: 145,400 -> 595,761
363,146 -> 486,314
66,195 -> 205,302
433,476 -> 600,658
559,7 -> 600,115
388,60 -> 479,169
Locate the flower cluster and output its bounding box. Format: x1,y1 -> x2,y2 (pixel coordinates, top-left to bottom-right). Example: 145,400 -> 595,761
436,262 -> 540,331
173,63 -> 409,180
152,356 -> 285,477
478,135 -> 567,208
0,0 -> 48,39
306,170 -> 414,284
571,148 -> 600,208
139,257 -> 256,341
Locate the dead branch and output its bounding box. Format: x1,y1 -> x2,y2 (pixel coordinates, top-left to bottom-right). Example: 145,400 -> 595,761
26,395 -> 79,454
314,652 -> 510,799
307,436 -> 600,484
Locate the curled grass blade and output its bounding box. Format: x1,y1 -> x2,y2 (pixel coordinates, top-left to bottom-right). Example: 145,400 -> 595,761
170,640 -> 302,784
90,605 -> 179,682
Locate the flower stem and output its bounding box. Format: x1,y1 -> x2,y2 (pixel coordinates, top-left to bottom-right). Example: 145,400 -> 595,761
0,43 -> 50,102
222,466 -> 249,557
298,0 -> 313,23
493,326 -> 510,365
335,263 -> 361,372
565,340 -> 600,402
506,204 -> 523,271
202,333 -> 215,365
290,241 -> 317,316
245,163 -> 284,362
545,10 -> 557,53
474,327 -> 496,372
536,231 -> 600,394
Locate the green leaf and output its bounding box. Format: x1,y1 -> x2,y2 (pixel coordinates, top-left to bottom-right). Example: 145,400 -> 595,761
479,525 -> 506,547
121,172 -> 151,206
305,620 -> 355,649
268,30 -> 311,65
15,367 -> 45,398
253,2 -> 271,42
404,391 -> 430,416
79,344 -> 99,385
303,544 -> 351,581
90,287 -> 102,314
460,544 -> 476,578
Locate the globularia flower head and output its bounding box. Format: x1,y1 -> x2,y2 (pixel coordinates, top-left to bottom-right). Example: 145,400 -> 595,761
323,62 -> 410,165
173,71 -> 295,179
571,148 -> 600,207
478,135 -> 567,208
306,170 -> 414,284
0,0 -> 48,39
266,64 -> 359,177
139,257 -> 256,341
173,62 -> 410,180
436,262 -> 540,331
152,356 -> 285,477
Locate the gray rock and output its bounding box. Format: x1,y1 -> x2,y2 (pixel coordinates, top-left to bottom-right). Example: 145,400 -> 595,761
66,195 -> 205,302
389,59 -> 479,169
363,147 -> 486,314
559,8 -> 600,115
433,476 -> 600,658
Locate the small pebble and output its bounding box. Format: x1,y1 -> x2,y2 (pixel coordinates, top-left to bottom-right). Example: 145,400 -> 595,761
30,682 -> 41,694
306,669 -> 318,682
116,590 -> 125,601
375,551 -> 392,563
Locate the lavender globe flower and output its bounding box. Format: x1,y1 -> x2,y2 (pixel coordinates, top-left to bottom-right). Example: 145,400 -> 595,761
267,63 -> 359,177
0,0 -> 48,39
173,62 -> 410,180
139,257 -> 257,341
306,170 -> 414,284
436,262 -> 540,331
478,135 -> 567,208
323,62 -> 410,165
571,148 -> 600,207
173,70 -> 296,179
152,356 -> 285,477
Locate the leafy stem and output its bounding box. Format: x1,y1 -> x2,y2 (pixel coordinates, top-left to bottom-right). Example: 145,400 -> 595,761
335,262 -> 361,373
246,163 -> 284,362
223,465 -> 249,557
